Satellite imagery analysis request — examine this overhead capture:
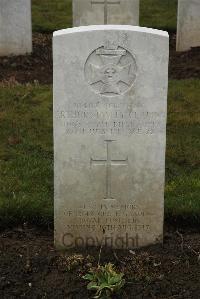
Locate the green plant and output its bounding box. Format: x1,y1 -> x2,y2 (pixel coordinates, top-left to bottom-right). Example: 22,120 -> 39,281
83,263 -> 125,299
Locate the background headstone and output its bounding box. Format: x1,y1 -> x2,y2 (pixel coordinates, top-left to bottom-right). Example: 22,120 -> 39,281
0,0 -> 32,56
73,0 -> 139,26
54,25 -> 169,249
176,0 -> 200,52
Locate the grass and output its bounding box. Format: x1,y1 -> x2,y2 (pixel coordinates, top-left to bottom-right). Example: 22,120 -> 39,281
166,80 -> 200,223
140,0 -> 177,32
32,0 -> 178,33
32,0 -> 72,33
0,84 -> 53,227
0,80 -> 199,228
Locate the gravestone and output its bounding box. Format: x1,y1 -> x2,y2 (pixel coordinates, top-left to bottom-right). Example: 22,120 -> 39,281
73,0 -> 139,26
177,0 -> 200,51
54,25 -> 169,249
0,0 -> 32,56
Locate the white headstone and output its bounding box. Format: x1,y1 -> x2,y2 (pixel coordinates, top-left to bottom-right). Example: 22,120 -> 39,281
73,0 -> 139,26
0,0 -> 32,56
54,25 -> 169,249
176,0 -> 200,52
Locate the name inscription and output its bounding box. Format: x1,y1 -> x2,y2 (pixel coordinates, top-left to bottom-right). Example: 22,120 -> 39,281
56,101 -> 165,135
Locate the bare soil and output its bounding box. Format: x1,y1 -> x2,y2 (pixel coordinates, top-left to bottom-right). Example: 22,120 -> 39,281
0,34 -> 52,85
169,34 -> 200,80
0,33 -> 199,85
0,226 -> 200,298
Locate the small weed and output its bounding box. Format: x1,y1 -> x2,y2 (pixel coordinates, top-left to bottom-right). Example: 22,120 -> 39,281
83,263 -> 125,299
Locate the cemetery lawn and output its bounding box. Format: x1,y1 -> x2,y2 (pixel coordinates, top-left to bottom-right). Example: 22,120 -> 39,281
32,0 -> 177,33
0,79 -> 199,228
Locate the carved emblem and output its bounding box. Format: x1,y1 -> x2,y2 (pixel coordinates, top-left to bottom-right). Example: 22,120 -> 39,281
85,43 -> 137,96
91,140 -> 128,200
91,0 -> 121,25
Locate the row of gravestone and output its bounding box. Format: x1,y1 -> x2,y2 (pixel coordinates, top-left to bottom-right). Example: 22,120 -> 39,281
0,0 -> 200,56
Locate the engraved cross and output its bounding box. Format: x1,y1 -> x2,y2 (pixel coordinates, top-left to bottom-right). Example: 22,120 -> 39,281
91,140 -> 128,200
91,0 -> 121,24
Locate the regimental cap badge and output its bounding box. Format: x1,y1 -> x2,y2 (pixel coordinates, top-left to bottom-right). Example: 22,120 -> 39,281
85,42 -> 137,97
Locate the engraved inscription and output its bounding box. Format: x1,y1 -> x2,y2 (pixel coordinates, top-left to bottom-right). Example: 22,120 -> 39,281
85,44 -> 137,96
91,0 -> 121,24
91,140 -> 128,200
56,104 -> 165,136
64,203 -> 151,235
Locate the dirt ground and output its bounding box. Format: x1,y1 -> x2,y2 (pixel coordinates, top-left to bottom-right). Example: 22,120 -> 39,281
0,34 -> 52,85
0,225 -> 200,299
0,33 -> 199,85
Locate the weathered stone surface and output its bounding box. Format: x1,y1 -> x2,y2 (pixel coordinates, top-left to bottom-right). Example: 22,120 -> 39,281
0,0 -> 32,56
73,0 -> 139,26
53,25 -> 169,249
176,0 -> 200,52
